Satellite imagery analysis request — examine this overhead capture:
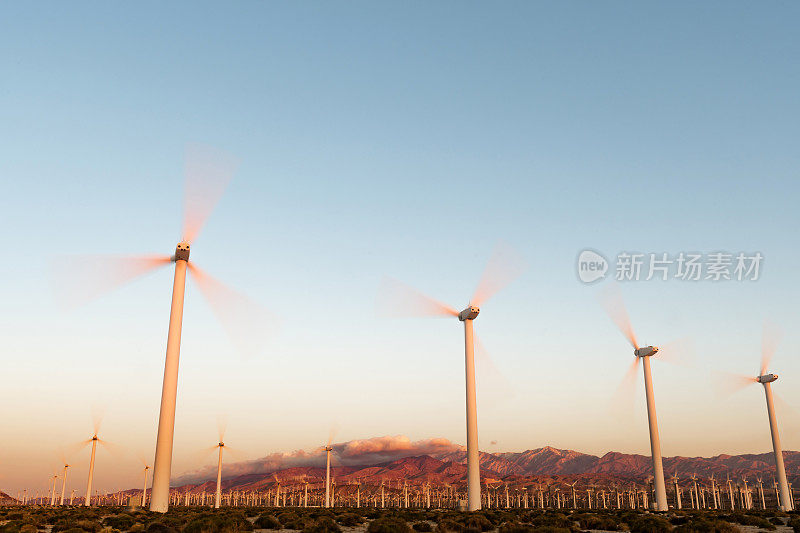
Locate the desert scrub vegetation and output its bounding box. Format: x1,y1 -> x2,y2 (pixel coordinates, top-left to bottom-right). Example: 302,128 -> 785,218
366,517 -> 412,533
572,511 -> 624,531
626,513 -> 673,533
672,517 -> 740,533
254,514 -> 281,530
301,516 -> 340,533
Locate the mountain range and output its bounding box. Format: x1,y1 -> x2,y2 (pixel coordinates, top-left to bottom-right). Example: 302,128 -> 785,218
174,445 -> 800,493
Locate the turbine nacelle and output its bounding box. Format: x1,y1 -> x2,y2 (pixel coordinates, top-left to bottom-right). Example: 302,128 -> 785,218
757,373 -> 778,384
458,306 -> 480,321
634,346 -> 658,358
174,242 -> 190,262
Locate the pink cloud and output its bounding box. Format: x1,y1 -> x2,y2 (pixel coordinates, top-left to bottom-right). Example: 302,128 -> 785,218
174,435 -> 462,484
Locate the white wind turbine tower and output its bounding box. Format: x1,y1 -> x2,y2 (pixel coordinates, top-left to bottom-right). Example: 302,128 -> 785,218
722,323 -> 793,511
324,430 -> 335,509
55,146 -> 272,513
142,465 -> 150,507
212,418 -> 233,509
49,474 -> 58,506
59,463 -> 69,506
78,415 -> 114,508
599,285 -> 690,512
214,440 -> 226,509
378,242 -> 526,511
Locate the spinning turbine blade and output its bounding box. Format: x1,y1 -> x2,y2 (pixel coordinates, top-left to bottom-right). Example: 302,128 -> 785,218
761,321 -> 782,375
187,263 -> 275,358
92,407 -> 105,436
377,277 -> 458,317
656,337 -> 695,366
471,241 -> 527,307
474,334 -> 515,403
712,371 -> 757,397
773,392 -> 800,437
610,357 -> 641,417
328,424 -> 339,447
97,438 -> 126,461
182,144 -> 238,244
63,439 -> 91,459
53,254 -> 172,308
217,414 -> 228,442
598,284 -> 639,349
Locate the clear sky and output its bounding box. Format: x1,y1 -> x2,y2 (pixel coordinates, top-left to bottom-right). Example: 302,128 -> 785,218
1,2 -> 799,496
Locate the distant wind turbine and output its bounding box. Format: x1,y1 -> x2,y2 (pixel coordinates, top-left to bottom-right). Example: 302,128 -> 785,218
79,415 -> 114,508
324,427 -> 337,508
142,465 -> 150,508
378,241 -> 526,511
599,285 -> 690,511
59,464 -> 69,506
720,322 -> 793,511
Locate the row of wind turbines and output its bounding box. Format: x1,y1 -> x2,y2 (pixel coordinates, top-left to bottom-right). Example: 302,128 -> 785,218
598,286 -> 794,512
51,146 -> 795,514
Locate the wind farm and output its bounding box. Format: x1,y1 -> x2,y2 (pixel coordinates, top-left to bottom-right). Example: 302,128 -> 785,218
2,2 -> 800,533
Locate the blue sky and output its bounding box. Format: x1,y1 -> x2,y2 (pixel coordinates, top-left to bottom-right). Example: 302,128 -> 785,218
1,2 -> 799,495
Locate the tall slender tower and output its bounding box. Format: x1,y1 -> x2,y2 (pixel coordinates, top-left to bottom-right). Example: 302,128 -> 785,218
459,305 -> 481,511
150,243 -> 189,512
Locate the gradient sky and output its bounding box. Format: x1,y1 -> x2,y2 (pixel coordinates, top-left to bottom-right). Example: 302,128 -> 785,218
2,2 -> 799,496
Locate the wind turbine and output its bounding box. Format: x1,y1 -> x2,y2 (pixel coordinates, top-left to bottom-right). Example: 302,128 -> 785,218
49,474 -> 58,506
721,323 -> 792,510
55,146 -> 272,513
324,435 -> 334,508
378,242 -> 526,511
212,418 -> 232,510
59,463 -> 69,506
599,285 -> 687,512
80,416 -> 112,507
141,464 -> 150,507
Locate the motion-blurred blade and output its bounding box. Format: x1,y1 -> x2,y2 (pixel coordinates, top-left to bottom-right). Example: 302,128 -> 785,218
217,414 -> 228,442
182,144 -> 238,244
327,424 -> 339,447
773,391 -> 800,437
610,357 -> 641,418
761,321 -> 783,375
187,262 -> 276,358
377,277 -> 458,317
97,438 -> 126,462
92,407 -> 105,436
136,452 -> 150,468
63,440 -> 90,460
598,284 -> 639,349
471,241 -> 527,308
656,337 -> 695,367
474,334 -> 515,404
188,445 -> 219,467
53,254 -> 172,308
221,443 -> 245,463
712,371 -> 757,397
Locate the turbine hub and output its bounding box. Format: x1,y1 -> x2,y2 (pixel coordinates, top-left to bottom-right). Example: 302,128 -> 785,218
458,306 -> 480,321
219,442 -> 224,447
634,346 -> 658,358
174,242 -> 190,262
757,373 -> 778,383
